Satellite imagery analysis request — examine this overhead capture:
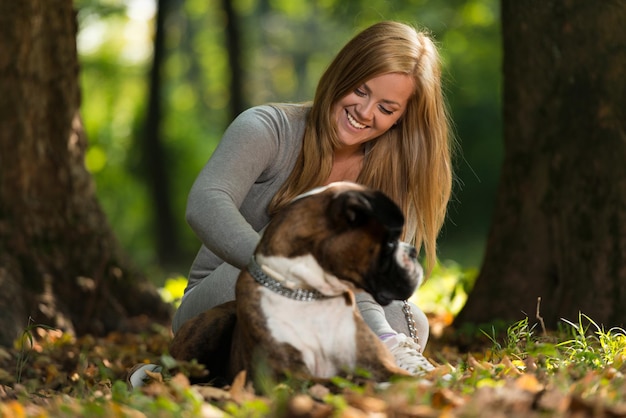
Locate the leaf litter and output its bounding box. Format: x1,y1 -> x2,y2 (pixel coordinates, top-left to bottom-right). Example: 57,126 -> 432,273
1,314 -> 626,417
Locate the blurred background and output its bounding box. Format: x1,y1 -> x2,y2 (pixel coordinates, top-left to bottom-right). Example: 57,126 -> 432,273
74,0 -> 502,300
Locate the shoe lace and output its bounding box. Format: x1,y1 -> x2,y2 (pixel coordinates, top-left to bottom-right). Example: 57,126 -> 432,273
384,333 -> 435,376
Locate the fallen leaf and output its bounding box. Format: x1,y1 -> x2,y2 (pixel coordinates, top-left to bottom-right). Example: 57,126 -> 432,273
535,389 -> 570,413
337,404 -> 369,418
229,370 -> 255,404
170,372 -> 189,388
344,392 -> 388,413
1,400 -> 26,418
308,383 -> 330,400
431,387 -> 465,409
467,354 -> 493,371
524,356 -> 538,373
515,373 -> 542,393
200,402 -> 229,418
394,404 -> 438,418
500,355 -> 523,376
195,385 -> 232,401
141,381 -> 168,397
0,348 -> 12,362
144,369 -> 164,384
287,394 -> 314,415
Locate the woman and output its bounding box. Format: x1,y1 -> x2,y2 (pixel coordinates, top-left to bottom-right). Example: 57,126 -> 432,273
174,21 -> 452,375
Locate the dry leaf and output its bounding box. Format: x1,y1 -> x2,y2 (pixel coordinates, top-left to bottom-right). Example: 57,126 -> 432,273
337,404 -> 369,418
141,381 -> 168,397
0,400 -> 26,418
467,354 -> 493,371
394,404 -> 438,418
524,356 -> 538,373
499,355 -> 523,376
200,402 -> 229,418
514,373 -> 542,393
170,372 -> 189,388
0,348 -> 12,362
195,385 -> 232,401
288,394 -> 315,416
344,392 -> 388,413
431,387 -> 466,409
308,383 -> 330,400
144,369 -> 164,384
229,370 -> 256,404
535,389 -> 570,413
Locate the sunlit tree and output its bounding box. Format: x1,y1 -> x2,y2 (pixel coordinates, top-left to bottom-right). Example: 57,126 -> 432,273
456,0 -> 626,329
0,0 -> 170,346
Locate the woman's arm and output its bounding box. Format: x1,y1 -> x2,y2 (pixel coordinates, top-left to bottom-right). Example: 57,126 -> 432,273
185,106 -> 284,269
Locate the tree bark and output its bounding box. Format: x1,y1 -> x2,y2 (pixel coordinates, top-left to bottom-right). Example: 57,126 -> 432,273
142,0 -> 180,265
455,0 -> 626,329
222,0 -> 245,119
0,0 -> 171,346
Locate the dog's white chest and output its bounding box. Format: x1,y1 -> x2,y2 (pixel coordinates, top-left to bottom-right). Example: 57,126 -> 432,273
260,291 -> 358,378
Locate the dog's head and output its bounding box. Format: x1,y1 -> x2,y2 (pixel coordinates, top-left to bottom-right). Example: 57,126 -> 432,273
257,182 -> 423,305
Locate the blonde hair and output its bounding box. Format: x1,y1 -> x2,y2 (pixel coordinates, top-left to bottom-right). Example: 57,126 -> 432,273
269,21 -> 453,274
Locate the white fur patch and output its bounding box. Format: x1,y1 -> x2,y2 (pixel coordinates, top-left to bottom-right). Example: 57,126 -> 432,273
256,254 -> 354,297
260,289 -> 359,378
292,181 -> 366,202
256,254 -> 359,377
395,242 -> 424,288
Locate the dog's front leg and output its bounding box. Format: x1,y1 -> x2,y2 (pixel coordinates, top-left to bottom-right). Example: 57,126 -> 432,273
353,315 -> 412,381
232,305 -> 312,384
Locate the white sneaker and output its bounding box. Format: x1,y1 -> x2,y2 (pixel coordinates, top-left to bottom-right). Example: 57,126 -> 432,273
383,333 -> 435,376
127,364 -> 163,389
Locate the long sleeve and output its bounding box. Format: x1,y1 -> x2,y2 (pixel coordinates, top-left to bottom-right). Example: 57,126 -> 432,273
186,104 -> 307,271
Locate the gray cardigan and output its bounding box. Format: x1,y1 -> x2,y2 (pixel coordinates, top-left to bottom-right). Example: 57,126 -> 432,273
175,103 -> 429,345
184,103 -> 309,293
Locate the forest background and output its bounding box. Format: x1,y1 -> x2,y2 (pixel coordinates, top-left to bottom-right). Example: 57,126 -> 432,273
76,0 -> 501,286
2,1 -> 626,415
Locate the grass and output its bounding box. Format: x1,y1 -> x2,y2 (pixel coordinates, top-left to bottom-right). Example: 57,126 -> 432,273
14,318 -> 57,385
2,265 -> 626,416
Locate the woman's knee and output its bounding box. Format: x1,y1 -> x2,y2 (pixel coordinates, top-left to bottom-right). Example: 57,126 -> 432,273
383,300 -> 430,350
171,264 -> 240,334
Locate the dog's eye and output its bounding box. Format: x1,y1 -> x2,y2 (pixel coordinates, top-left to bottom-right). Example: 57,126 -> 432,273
384,240 -> 396,254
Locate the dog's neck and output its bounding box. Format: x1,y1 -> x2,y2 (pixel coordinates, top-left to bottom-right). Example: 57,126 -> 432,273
251,254 -> 354,300
248,256 -> 328,301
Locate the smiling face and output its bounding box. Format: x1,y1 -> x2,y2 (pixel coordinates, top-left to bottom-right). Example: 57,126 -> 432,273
332,72 -> 414,149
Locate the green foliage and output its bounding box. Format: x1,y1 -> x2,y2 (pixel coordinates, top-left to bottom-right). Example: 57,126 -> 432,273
14,318 -> 58,385
479,313 -> 626,379
158,275 -> 188,308
557,313 -> 626,371
480,316 -> 537,358
74,0 -> 502,281
224,398 -> 272,417
413,259 -> 477,318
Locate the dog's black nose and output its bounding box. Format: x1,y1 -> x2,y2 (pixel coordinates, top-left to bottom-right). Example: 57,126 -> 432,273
408,246 -> 417,260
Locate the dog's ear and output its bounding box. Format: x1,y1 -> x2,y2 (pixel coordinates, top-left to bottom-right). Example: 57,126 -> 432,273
369,191 -> 405,237
329,190 -> 373,228
329,190 -> 404,234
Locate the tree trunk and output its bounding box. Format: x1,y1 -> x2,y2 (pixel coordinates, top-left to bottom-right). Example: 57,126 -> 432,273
0,0 -> 171,346
222,0 -> 245,119
142,0 -> 180,265
455,0 -> 626,329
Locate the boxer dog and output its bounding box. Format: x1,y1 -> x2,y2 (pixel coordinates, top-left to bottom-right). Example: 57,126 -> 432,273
169,182 -> 423,384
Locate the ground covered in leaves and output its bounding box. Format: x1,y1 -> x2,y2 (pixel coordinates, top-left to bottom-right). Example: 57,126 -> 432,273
1,314 -> 626,417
